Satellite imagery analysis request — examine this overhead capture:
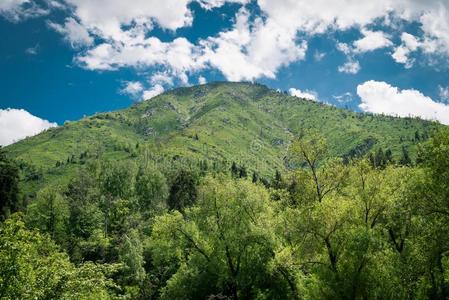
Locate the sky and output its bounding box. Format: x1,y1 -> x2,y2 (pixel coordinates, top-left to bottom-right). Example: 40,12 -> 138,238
1,0 -> 449,146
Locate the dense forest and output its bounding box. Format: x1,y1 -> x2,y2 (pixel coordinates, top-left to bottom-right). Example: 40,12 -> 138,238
1,125 -> 449,299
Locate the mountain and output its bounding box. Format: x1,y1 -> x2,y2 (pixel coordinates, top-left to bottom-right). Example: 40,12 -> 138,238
4,81 -> 442,194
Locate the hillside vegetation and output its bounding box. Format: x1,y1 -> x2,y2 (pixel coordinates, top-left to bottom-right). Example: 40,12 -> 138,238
5,82 -> 441,195
1,82 -> 448,299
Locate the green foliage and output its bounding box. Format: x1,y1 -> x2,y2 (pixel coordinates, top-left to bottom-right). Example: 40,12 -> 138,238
0,149 -> 20,219
26,187 -> 69,244
151,175 -> 289,299
0,214 -> 117,299
3,82 -> 441,197
167,169 -> 199,211
135,165 -> 168,215
1,83 -> 449,299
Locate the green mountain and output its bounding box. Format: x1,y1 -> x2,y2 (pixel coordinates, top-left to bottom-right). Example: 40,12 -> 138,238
4,81 -> 442,194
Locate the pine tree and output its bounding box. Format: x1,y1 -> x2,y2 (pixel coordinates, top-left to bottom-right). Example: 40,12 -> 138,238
231,162 -> 238,177
252,171 -> 259,183
273,169 -> 283,189
399,146 -> 412,166
385,149 -> 394,164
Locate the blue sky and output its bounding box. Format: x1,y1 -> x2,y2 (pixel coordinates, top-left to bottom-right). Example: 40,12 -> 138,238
1,0 -> 449,145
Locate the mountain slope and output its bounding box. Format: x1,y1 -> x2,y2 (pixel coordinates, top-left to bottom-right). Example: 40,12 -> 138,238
5,82 -> 443,193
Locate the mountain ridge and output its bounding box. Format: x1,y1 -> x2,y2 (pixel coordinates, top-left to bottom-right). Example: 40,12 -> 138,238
4,81 -> 443,194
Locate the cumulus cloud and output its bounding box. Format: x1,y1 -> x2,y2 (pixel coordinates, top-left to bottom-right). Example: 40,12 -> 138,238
353,29 -> 393,53
357,80 -> 449,125
49,17 -> 93,48
0,0 -> 48,22
198,76 -> 207,84
0,108 -> 57,146
201,8 -> 308,81
64,0 -> 193,36
120,81 -> 143,98
288,88 -> 317,101
313,51 -> 326,62
333,92 -> 353,103
338,60 -> 361,74
142,84 -> 164,101
78,37 -> 202,76
392,32 -> 420,68
150,72 -> 174,86
25,44 -> 39,55
14,0 -> 449,87
257,0 -> 396,34
198,0 -> 249,10
48,2 -> 308,82
439,85 -> 449,103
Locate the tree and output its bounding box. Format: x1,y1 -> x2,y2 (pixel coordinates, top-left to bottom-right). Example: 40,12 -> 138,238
288,133 -> 347,202
399,146 -> 412,166
415,130 -> 420,142
151,176 -> 291,299
272,169 -> 283,189
135,165 -> 168,216
385,148 -> 394,164
231,162 -> 238,177
0,149 -> 19,219
98,161 -> 135,236
252,171 -> 259,183
0,214 -> 117,299
26,187 -> 69,245
119,229 -> 145,286
374,148 -> 386,169
167,169 -> 198,211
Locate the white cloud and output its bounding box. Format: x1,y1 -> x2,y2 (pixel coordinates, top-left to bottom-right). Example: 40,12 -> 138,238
25,44 -> 39,55
0,0 -> 48,22
201,7 -> 308,81
49,17 -> 94,48
198,0 -> 249,10
392,32 -> 420,68
258,1 -> 449,69
357,80 -> 449,125
419,3 -> 449,57
313,51 -> 326,61
0,108 -> 57,146
150,72 -> 174,86
288,88 -> 317,101
120,81 -> 143,98
142,84 -> 164,101
439,85 -> 449,103
333,92 -> 353,103
353,29 -> 392,53
257,0 -> 396,34
121,74 -> 176,100
38,0 -> 449,86
336,30 -> 392,74
78,37 -> 202,75
338,60 -> 361,74
64,0 -> 193,37
198,76 -> 207,84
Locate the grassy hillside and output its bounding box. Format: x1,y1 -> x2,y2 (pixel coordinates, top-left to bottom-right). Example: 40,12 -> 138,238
5,81 -> 442,194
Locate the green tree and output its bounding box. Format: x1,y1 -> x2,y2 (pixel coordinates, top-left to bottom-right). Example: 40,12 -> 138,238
0,149 -> 20,219
399,146 -> 412,166
151,176 -> 291,299
119,229 -> 146,286
26,187 -> 69,245
135,165 -> 168,215
288,133 -> 347,202
0,213 -> 117,299
167,169 -> 198,211
98,161 -> 135,236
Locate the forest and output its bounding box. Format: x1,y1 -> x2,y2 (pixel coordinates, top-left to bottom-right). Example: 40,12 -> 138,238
1,126 -> 449,299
